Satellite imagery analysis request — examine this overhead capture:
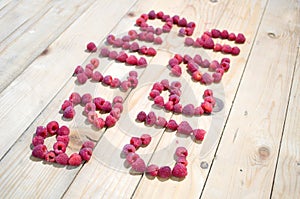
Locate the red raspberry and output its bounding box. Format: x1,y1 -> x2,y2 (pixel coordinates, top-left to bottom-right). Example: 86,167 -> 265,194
32,144 -> 47,159
162,24 -> 172,33
193,54 -> 202,65
93,97 -> 105,111
126,55 -> 138,65
185,27 -> 194,36
176,156 -> 188,166
221,62 -> 230,72
172,163 -> 187,178
164,101 -> 174,111
147,47 -> 157,56
162,14 -> 171,22
220,30 -> 229,39
184,37 -> 194,46
235,33 -> 246,43
53,141 -> 66,155
170,81 -> 182,89
105,115 -> 117,128
113,103 -> 123,112
128,29 -> 138,40
130,137 -> 142,149
47,121 -> 59,135
139,45 -> 148,54
152,82 -> 164,92
131,158 -> 146,173
92,71 -> 103,82
201,73 -> 213,85
155,116 -> 167,127
126,153 -> 140,165
110,78 -> 121,88
68,153 -> 82,166
123,144 -> 136,156
192,71 -> 202,82
187,61 -> 199,73
136,111 -> 147,122
106,35 -> 115,45
145,111 -> 156,126
56,153 -> 68,165
109,51 -> 118,59
100,101 -> 112,113
221,57 -> 230,64
170,88 -> 181,96
69,92 -> 81,105
102,75 -> 112,86
113,96 -> 124,106
81,93 -> 93,105
113,38 -> 123,48
160,79 -> 170,90
146,164 -> 159,177
84,68 -> 93,79
90,58 -> 99,68
177,121 -> 193,135
137,57 -> 147,67
204,96 -> 216,106
204,89 -> 213,97
209,60 -> 220,71
93,117 -> 105,129
156,11 -> 164,19
171,65 -> 182,77
222,44 -> 232,54
110,108 -> 121,120
116,52 -> 128,63
213,72 -> 222,83
45,151 -> 56,162
73,65 -> 84,75
211,29 -> 221,38
85,63 -> 95,71
86,42 -> 97,52
154,95 -> 164,107
166,120 -> 178,131
148,10 -> 156,19
100,47 -> 110,57
228,33 -> 236,41
216,68 -> 225,75
129,42 -> 139,52
122,42 -> 130,50
32,135 -> 44,146
57,125 -> 70,136
194,106 -> 204,116
203,37 -> 214,49
87,112 -> 98,124
193,129 -> 206,141
172,15 -> 179,24
182,104 -> 195,116
127,76 -> 138,88
175,147 -> 188,157
79,147 -> 93,161
120,81 -> 131,91
201,59 -> 210,68
201,101 -> 213,114
158,166 -> 172,178
231,46 -> 240,55
140,134 -> 151,146
63,106 -> 75,119
82,141 -> 95,149
149,89 -> 160,99
169,94 -> 180,105
173,103 -> 183,114
145,32 -> 155,42
213,43 -> 222,52
56,135 -> 69,146
178,18 -> 187,27
155,27 -> 163,35
61,100 -> 73,111
168,58 -> 179,67
36,126 -> 47,138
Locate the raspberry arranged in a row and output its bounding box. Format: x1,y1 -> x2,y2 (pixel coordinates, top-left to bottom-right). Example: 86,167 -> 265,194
32,122 -> 95,166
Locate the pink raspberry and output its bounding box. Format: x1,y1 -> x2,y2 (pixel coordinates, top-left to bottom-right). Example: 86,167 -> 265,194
182,104 -> 195,116
126,153 -> 140,165
100,47 -> 110,57
68,153 -> 82,166
120,80 -> 131,91
175,146 -> 188,157
137,57 -> 147,67
169,94 -> 180,105
82,141 -> 95,149
90,58 -> 99,68
145,32 -> 155,42
209,60 -> 220,71
92,71 -> 103,82
79,147 -> 93,161
160,79 -> 169,90
113,96 -> 124,104
36,126 -> 47,138
235,33 -> 246,43
110,78 -> 121,88
116,52 -> 128,63
122,42 -> 130,50
170,81 -> 182,89
47,121 -> 59,135
109,50 -> 118,59
73,65 -> 84,75
204,89 -> 213,97
128,71 -> 138,78
228,33 -> 236,41
158,166 -> 172,178
173,103 -> 183,114
100,101 -> 112,113
56,153 -> 68,165
162,24 -> 172,33
86,42 -> 97,52
193,129 -> 206,141
221,62 -> 230,72
221,57 -> 231,64
113,38 -> 123,48
147,47 -> 157,56
187,61 -> 199,73
185,27 -> 194,36
231,46 -> 240,55
184,37 -> 194,46
213,72 -> 222,83
123,144 -> 136,155
56,135 -> 69,146
84,68 -> 93,79
81,93 -> 93,105
220,30 -> 229,39
63,106 -> 75,119
136,111 -> 147,122
192,71 -> 202,82
211,29 -> 221,38
126,55 -> 138,65
146,164 -> 159,177
154,36 -> 163,44
127,76 -> 138,88
69,92 -> 81,105
32,135 -> 44,146
191,54 -> 201,64
130,137 -> 142,149
152,82 -> 164,92
201,59 -> 210,68
77,73 -> 88,84
176,156 -> 188,166
166,120 -> 178,131
86,63 -> 95,71
154,95 -> 164,107
61,100 -> 73,111
93,117 -> 105,129
168,58 -> 179,68
170,88 -> 181,96
171,65 -> 182,77
84,102 -> 96,115
122,35 -> 131,42
102,75 -> 113,86
128,29 -> 138,40
194,106 -> 204,116
164,101 -> 174,111
87,112 -> 98,124
201,101 -> 213,114
113,102 -> 123,112
131,158 -> 146,174
214,43 -> 222,52
105,115 -> 117,128
110,108 -> 121,120
222,44 -> 232,54
140,134 -> 151,146
201,73 -> 213,85
155,116 -> 167,127
57,125 -> 70,136
177,121 -> 193,135
149,89 -> 160,99
45,151 -> 56,162
155,27 -> 163,35
183,54 -> 192,64
203,37 -> 214,49
172,15 -> 180,24
204,96 -> 216,106
145,111 -> 156,126
129,42 -> 139,52
172,163 -> 187,178
216,68 -> 225,75
32,144 -> 47,159
106,34 -> 115,45
53,141 -> 66,155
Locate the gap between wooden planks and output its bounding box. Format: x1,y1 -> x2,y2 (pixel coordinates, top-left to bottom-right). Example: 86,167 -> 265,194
201,0 -> 300,198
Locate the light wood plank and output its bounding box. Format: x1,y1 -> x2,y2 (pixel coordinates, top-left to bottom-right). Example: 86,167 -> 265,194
272,48 -> 300,198
201,0 -> 300,198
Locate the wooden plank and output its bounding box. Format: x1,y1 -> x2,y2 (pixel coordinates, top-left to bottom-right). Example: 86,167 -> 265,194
272,48 -> 300,198
201,0 -> 300,198
64,0 -> 268,198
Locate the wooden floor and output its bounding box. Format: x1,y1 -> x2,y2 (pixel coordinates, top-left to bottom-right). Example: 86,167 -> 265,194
0,0 -> 299,198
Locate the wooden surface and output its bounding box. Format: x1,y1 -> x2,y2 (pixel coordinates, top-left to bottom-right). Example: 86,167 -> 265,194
0,0 -> 299,198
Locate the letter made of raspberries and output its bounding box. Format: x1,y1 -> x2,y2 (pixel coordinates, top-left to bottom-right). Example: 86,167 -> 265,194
31,10 -> 245,180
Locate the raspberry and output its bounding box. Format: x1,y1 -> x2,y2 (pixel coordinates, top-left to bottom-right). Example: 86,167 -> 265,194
112,95 -> 124,105
136,111 -> 147,122
193,54 -> 202,65
128,30 -> 138,40
173,103 -> 183,114
140,134 -> 151,146
171,65 -> 182,77
187,61 -> 199,73
113,38 -> 123,48
86,63 -> 95,71
145,111 -> 156,126
169,94 -> 180,105
126,55 -> 138,65
211,29 -> 221,38
47,121 -> 59,135
203,89 -> 213,97
82,141 -> 95,149
129,71 -> 138,78
174,54 -> 183,64
216,68 -> 225,75
113,103 -> 123,112
131,158 -> 146,173
145,32 -> 155,42
53,141 -> 66,155
122,42 -> 130,50
185,27 -> 194,36
92,71 -> 103,82
154,95 -> 164,107
129,42 -> 139,52
110,108 -> 121,120
204,96 -> 216,106
127,76 -> 138,88
116,52 -> 128,63
221,57 -> 230,64
100,47 -> 110,57
147,47 -> 157,56
69,92 -> 81,105
79,147 -> 93,161
162,14 -> 171,22
90,58 -> 99,68
166,120 -> 178,131
184,37 -> 194,46
158,166 -> 172,178
228,33 -> 236,41
220,30 -> 229,39
193,129 -> 206,141
155,27 -> 163,35
182,104 -> 195,116
56,153 -> 68,165
100,101 -> 112,113
201,59 -> 210,68
168,58 -> 179,67
109,51 -> 118,59
176,156 -> 188,166
81,93 -> 92,105
123,144 -> 136,155
209,60 -> 220,71
110,78 -> 121,88
86,42 -> 97,52
63,106 -> 75,119
106,34 -> 115,44
105,115 -> 117,128
172,163 -> 187,178
148,10 -> 156,19
192,71 -> 202,82
93,97 -> 105,110
162,24 -> 172,33
93,117 -> 105,129
164,101 -> 174,111
183,54 -> 192,64
221,62 -> 230,72
45,151 -> 56,162
154,36 -> 163,44
213,43 -> 222,52
84,67 -> 93,79
177,121 -> 193,135
32,144 -> 47,159
203,37 -> 214,49
222,44 -> 232,54
57,125 -> 70,136
138,45 -> 148,54
170,88 -> 181,96
56,135 -> 69,145
175,147 -> 188,157
152,82 -> 164,92
130,137 -> 142,149
36,126 -> 47,138
32,136 -> 44,146
201,73 -> 213,85
77,73 -> 88,84
137,57 -> 147,67
160,79 -> 169,90
231,46 -> 240,55
156,11 -> 164,19
61,100 -> 73,111
194,106 -> 204,116
87,111 -> 98,124
172,15 -> 179,24
213,72 -> 222,83
73,65 -> 84,76
84,102 -> 96,115
68,153 -> 82,166
146,164 -> 159,177
235,33 -> 246,43
138,32 -> 147,42
201,101 -> 213,114
149,89 -> 160,99
178,18 -> 187,27
126,153 -> 140,165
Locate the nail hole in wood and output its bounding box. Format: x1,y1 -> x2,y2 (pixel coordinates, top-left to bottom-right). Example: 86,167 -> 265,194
267,32 -> 276,38
258,146 -> 270,160
127,12 -> 135,17
200,161 -> 209,169
210,0 -> 218,2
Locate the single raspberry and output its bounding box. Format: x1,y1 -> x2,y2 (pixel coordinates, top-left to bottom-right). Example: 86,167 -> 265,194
220,30 -> 229,39
171,65 -> 182,77
154,36 -> 163,44
184,37 -> 194,46
213,72 -> 222,83
73,65 -> 84,75
47,121 -> 59,135
187,61 -> 199,73
145,111 -> 156,126
86,42 -> 97,52
84,67 -> 93,79
84,102 -> 96,115
86,63 -> 95,71
201,101 -> 213,114
172,163 -> 187,178
158,166 -> 172,178
185,27 -> 194,36
146,26 -> 154,32
106,34 -> 115,45
108,51 -> 118,59
69,92 -> 81,105
174,54 -> 183,64
127,76 -> 138,88
177,121 -> 193,135
216,68 -> 225,75
145,32 -> 155,42
166,120 -> 178,131
168,58 -> 179,68
138,45 -> 148,54
137,57 -> 147,67
116,52 -> 128,63
120,80 -> 131,92
130,137 -> 142,149
201,73 -> 213,85
203,37 -> 214,49
128,71 -> 138,78
209,60 -> 220,71
193,54 -> 202,65
128,29 -> 138,40
182,104 -> 195,116
175,146 -> 188,157
129,42 -> 139,52
36,126 -> 47,138
162,24 -> 172,33
201,59 -> 210,68
176,156 -> 188,166
148,10 -> 156,19
173,103 -> 183,114
81,93 -> 93,105
136,111 -> 147,122
194,106 -> 204,116
172,15 -> 179,24
113,38 -> 123,48
169,94 -> 180,105
211,29 -> 221,38
154,116 -> 166,128
140,134 -> 151,146
68,153 -> 82,166
160,79 -> 169,90
156,11 -> 164,19
170,88 -> 181,96
123,144 -> 136,155
76,73 -> 88,84
100,47 -> 110,57
79,147 -> 93,161
162,14 -> 171,22
105,115 -> 117,128
110,108 -> 121,120
122,42 -> 130,50
154,95 -> 164,107
61,100 -> 73,111
126,55 -> 138,65
155,27 -> 163,35
152,82 -> 164,92
221,62 -> 230,72
53,141 -> 66,155
32,135 -> 44,146
183,54 -> 192,64
136,17 -> 146,26
87,111 -> 98,124
90,58 -> 99,68
131,158 -> 146,174
193,129 -> 206,141
192,71 -> 202,82
178,18 -> 187,27
82,141 -> 95,149
221,57 -> 231,64
147,47 -> 157,56
44,151 -> 56,162
146,164 -> 159,177
93,117 -> 105,129
204,96 -> 216,106
32,144 -> 47,159
100,101 -> 112,113
93,97 -> 105,111
92,71 -> 103,82
222,44 -> 232,54
56,153 -> 68,165
57,125 -> 70,136
164,101 -> 174,111
110,78 -> 121,88
113,96 -> 123,105
113,103 -> 123,112
228,33 -> 236,41
63,106 -> 75,119
235,33 -> 246,43
126,153 -> 140,165
203,89 -> 213,97
213,43 -> 222,52
149,89 -> 160,99
56,135 -> 69,146
170,81 -> 182,89
231,46 -> 240,55
102,75 -> 113,86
